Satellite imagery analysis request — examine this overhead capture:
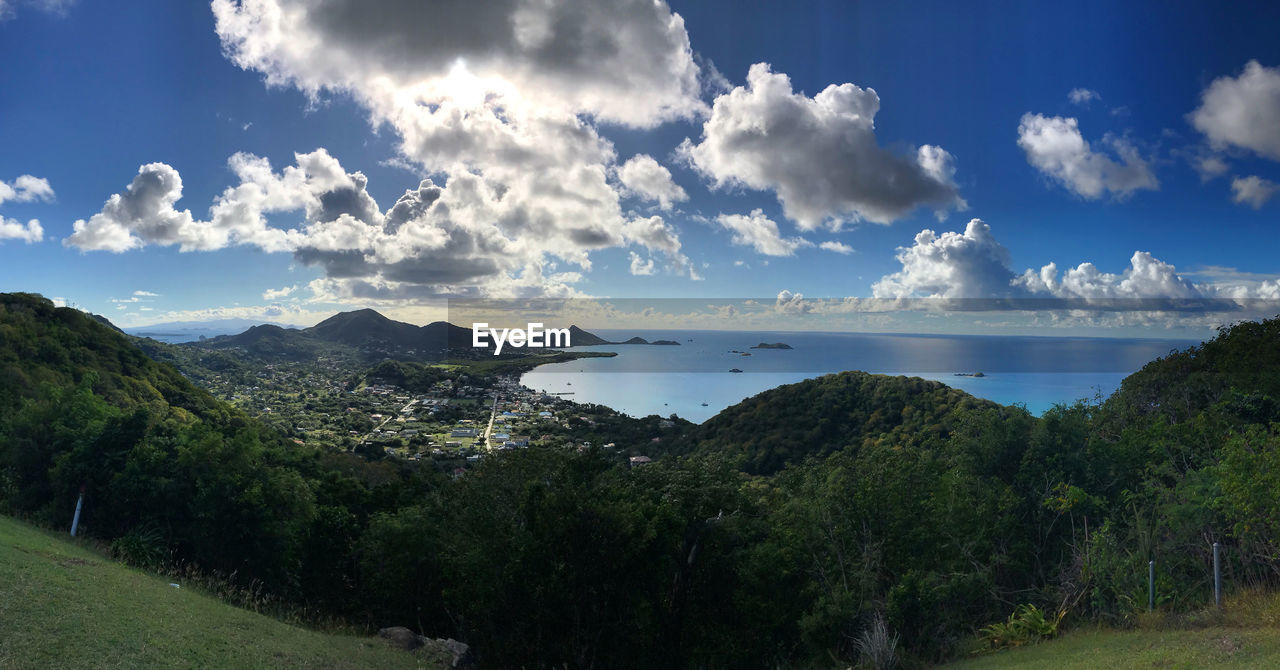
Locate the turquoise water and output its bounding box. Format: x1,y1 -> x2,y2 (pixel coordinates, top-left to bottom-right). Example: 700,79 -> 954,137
520,330 -> 1194,423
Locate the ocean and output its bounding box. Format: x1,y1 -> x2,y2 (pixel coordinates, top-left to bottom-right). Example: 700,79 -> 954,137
520,330 -> 1196,423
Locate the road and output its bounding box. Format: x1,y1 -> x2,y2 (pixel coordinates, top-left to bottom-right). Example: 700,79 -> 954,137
356,398 -> 417,450
482,392 -> 500,452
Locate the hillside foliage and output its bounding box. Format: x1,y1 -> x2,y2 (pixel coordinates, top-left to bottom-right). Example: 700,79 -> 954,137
4,292 -> 1280,668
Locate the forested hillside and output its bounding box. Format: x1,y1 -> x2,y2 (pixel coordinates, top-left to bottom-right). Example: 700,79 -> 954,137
5,291 -> 1280,668
674,371 -> 999,473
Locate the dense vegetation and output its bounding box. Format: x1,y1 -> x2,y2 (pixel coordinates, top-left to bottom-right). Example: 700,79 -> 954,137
4,291 -> 1280,668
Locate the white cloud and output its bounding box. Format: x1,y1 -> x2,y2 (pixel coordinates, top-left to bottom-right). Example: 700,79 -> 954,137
205,1 -> 710,299
1068,88 -> 1100,105
620,215 -> 695,276
715,209 -> 812,257
616,154 -> 687,210
133,290 -> 159,297
681,62 -> 966,230
0,0 -> 72,21
0,217 -> 43,243
1017,113 -> 1158,199
262,285 -> 298,300
1231,175 -> 1279,209
873,219 -> 1017,299
628,252 -> 655,276
1195,155 -> 1230,181
65,163 -> 212,252
69,150 -> 679,297
1015,252 -> 1202,301
212,0 -> 704,129
775,289 -> 812,314
1190,60 -> 1280,161
0,174 -> 54,205
873,219 -> 1278,308
819,240 -> 853,254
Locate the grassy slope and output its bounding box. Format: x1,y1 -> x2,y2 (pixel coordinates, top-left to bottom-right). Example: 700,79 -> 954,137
955,627 -> 1280,669
956,593 -> 1280,670
0,516 -> 436,670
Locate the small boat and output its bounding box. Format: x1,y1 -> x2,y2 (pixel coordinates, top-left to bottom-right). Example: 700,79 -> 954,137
729,368 -> 743,373
701,402 -> 709,407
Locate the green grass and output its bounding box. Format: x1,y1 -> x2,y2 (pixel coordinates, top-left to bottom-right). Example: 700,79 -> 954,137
0,515 -> 440,669
956,594 -> 1280,669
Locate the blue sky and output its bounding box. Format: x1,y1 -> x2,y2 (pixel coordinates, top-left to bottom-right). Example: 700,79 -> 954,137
1,0 -> 1278,334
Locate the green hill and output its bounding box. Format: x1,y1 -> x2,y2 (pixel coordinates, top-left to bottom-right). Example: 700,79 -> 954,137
0,515 -> 441,669
672,370 -> 1003,474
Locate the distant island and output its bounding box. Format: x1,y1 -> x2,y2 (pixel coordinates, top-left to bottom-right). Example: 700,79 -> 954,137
567,326 -> 681,347
954,372 -> 986,377
751,342 -> 793,350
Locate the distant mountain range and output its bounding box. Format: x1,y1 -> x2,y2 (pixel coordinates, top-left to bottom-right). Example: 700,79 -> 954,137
124,318 -> 294,340
565,325 -> 680,347
138,309 -> 668,362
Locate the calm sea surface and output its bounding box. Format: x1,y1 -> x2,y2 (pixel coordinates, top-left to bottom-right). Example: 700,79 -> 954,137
520,330 -> 1197,423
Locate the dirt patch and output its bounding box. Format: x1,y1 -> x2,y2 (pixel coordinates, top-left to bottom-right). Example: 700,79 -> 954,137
1216,634 -> 1242,656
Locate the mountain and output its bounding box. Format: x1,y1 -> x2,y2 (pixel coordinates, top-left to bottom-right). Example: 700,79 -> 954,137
182,309 -> 480,362
420,320 -> 479,355
567,326 -> 682,347
125,318 -> 292,341
305,308 -> 422,348
0,293 -> 222,416
197,323 -> 338,362
567,325 -> 611,346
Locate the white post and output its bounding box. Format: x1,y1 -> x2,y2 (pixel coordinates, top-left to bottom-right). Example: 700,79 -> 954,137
70,486 -> 85,537
1214,542 -> 1222,608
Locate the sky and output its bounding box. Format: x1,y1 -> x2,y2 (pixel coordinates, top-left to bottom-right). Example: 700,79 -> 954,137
1,0 -> 1278,336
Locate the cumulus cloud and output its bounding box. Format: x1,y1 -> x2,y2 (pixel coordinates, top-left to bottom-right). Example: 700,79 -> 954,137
620,215 -> 695,276
69,150 -> 698,297
616,154 -> 687,210
0,174 -> 54,204
1190,60 -> 1280,161
873,219 -> 1278,309
0,174 -> 53,244
628,252 -> 655,276
1231,175 -> 1279,209
715,209 -> 812,257
681,63 -> 965,229
0,217 -> 43,243
1017,113 -> 1158,199
775,289 -> 812,314
1068,88 -> 1100,105
133,290 -> 159,297
212,0 -> 704,129
873,219 -> 1017,299
205,1 -> 710,297
819,240 -> 854,254
1014,252 -> 1202,301
262,285 -> 297,300
65,163 -> 211,252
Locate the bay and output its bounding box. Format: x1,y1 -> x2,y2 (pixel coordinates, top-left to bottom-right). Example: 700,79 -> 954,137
520,330 -> 1196,422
